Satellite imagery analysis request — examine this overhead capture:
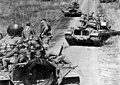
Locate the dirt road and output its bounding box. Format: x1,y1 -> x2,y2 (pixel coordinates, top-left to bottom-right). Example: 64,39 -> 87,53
64,0 -> 101,85
49,0 -> 101,85
50,0 -> 120,85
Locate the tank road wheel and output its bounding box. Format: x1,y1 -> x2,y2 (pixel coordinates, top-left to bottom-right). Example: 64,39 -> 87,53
64,13 -> 70,17
56,66 -> 81,85
60,81 -> 80,85
60,75 -> 80,85
93,41 -> 102,46
97,35 -> 104,46
91,36 -> 102,46
66,39 -> 75,45
70,83 -> 80,85
78,12 -> 82,17
65,35 -> 75,45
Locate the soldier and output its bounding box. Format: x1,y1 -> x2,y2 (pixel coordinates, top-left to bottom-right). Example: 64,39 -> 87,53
28,37 -> 43,59
1,24 -> 23,72
79,14 -> 87,28
0,24 -> 23,55
88,12 -> 94,20
71,0 -> 79,8
49,51 -> 72,66
0,32 -> 3,40
44,50 -> 72,79
22,22 -> 35,41
47,53 -> 72,67
46,43 -> 72,67
40,19 -> 52,49
80,14 -> 87,21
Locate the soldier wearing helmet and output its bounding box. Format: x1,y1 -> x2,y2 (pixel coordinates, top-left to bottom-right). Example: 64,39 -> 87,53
1,24 -> 23,71
88,12 -> 94,20
0,24 -> 23,51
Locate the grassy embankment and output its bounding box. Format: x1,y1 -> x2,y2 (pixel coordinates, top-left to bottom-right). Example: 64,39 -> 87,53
0,0 -> 71,42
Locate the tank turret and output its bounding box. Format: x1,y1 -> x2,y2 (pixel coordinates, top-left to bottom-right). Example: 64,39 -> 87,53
65,15 -> 111,46
61,0 -> 82,17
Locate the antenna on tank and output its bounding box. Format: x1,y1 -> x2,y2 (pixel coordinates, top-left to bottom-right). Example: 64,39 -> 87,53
24,0 -> 26,25
13,0 -> 16,24
25,0 -> 30,25
76,0 -> 78,3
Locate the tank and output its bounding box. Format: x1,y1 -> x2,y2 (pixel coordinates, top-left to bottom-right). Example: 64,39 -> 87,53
58,66 -> 80,85
0,25 -> 80,85
62,8 -> 82,17
98,13 -> 120,36
65,17 -> 111,46
0,42 -> 80,85
99,0 -> 117,3
10,58 -> 57,85
61,0 -> 82,17
0,59 -> 80,85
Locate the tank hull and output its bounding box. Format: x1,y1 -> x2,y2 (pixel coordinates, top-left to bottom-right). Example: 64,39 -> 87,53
64,12 -> 82,17
99,0 -> 117,3
0,59 -> 80,85
10,59 -> 57,85
65,32 -> 111,46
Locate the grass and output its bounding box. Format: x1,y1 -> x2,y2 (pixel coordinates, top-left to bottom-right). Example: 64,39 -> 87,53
0,0 -> 71,35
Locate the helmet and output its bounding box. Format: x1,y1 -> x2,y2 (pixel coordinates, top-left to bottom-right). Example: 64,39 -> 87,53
0,31 -> 3,40
7,24 -> 24,37
26,22 -> 31,26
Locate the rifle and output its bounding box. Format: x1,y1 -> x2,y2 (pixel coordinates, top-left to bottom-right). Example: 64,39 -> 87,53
58,42 -> 64,56
38,32 -> 43,40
